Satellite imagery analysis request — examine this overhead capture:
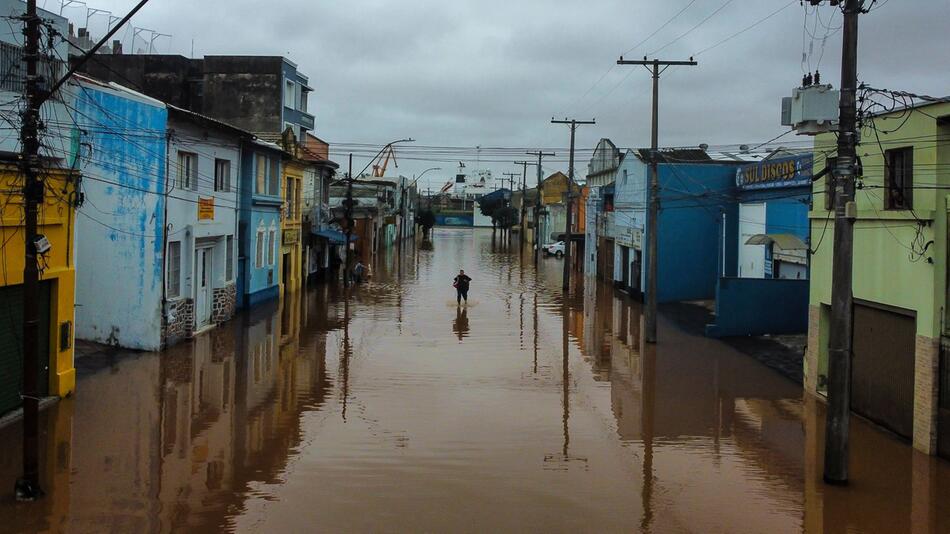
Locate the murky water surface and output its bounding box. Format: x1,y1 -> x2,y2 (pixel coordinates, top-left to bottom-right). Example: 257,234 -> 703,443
2,228 -> 950,533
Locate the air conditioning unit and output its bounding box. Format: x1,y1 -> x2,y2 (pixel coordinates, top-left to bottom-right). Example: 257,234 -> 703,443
781,84 -> 840,135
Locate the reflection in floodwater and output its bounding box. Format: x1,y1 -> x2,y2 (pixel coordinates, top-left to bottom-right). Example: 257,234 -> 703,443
1,227 -> 950,532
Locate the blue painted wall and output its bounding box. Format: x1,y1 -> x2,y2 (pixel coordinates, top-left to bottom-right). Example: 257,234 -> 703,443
238,145 -> 283,309
72,82 -> 169,349
705,277 -> 809,337
647,163 -> 742,303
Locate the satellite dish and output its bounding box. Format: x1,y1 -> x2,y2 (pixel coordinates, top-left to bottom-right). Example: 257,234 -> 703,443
739,144 -> 750,153
699,143 -> 709,151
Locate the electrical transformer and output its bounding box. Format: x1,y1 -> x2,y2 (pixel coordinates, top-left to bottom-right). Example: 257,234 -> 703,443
781,84 -> 840,135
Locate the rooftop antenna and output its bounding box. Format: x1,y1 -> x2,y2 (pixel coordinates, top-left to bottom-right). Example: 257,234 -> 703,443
59,0 -> 85,16
132,27 -> 153,54
148,32 -> 171,54
85,7 -> 110,29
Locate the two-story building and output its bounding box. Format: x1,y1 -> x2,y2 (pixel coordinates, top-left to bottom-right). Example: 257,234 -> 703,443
237,138 -> 285,309
72,75 -> 247,350
805,100 -> 950,459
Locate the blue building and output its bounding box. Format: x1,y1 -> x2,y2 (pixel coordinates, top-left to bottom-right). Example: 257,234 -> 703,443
613,149 -> 748,303
237,139 -> 286,309
706,154 -> 813,337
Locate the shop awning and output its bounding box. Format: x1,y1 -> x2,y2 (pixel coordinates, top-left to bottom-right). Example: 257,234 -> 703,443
312,229 -> 357,245
745,233 -> 808,251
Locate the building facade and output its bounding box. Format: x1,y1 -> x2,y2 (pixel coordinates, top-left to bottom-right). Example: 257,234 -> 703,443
72,76 -> 245,350
0,164 -> 78,415
805,101 -> 950,459
237,139 -> 285,309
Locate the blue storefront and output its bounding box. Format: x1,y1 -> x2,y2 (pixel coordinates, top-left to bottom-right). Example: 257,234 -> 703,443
706,154 -> 813,337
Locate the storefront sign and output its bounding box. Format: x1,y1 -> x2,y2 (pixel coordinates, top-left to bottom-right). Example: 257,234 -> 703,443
616,226 -> 642,249
198,197 -> 214,220
736,155 -> 813,190
282,229 -> 299,245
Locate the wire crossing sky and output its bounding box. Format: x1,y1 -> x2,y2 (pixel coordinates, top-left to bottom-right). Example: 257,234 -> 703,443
51,0 -> 950,190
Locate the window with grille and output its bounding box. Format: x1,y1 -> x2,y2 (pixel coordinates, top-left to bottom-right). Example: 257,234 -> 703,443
168,241 -> 181,297
215,159 -> 231,192
268,229 -> 276,265
226,235 -> 234,281
885,147 -> 913,210
256,155 -> 266,194
178,152 -> 198,191
256,229 -> 264,268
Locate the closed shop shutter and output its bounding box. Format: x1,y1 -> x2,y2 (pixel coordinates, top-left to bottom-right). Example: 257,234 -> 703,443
0,283 -> 51,415
851,303 -> 915,441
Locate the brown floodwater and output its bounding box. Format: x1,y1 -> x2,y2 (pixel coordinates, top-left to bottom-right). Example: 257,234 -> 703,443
2,227 -> 950,533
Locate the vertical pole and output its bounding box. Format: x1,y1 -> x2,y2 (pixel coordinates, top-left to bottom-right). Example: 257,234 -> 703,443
563,123 -> 576,291
535,153 -> 543,265
15,0 -> 44,501
344,153 -> 353,289
645,62 -> 660,344
520,161 -> 528,238
823,0 -> 862,485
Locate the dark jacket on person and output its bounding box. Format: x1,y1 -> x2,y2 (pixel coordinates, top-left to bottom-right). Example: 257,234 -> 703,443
454,274 -> 472,291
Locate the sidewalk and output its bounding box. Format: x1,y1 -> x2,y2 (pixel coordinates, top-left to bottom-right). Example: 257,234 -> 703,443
661,301 -> 805,384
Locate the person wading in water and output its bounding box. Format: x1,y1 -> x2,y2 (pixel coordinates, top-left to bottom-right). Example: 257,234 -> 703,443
453,269 -> 472,305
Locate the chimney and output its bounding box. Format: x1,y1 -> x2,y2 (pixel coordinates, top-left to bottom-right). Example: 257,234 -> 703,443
68,23 -> 74,37
78,27 -> 88,38
112,40 -> 123,55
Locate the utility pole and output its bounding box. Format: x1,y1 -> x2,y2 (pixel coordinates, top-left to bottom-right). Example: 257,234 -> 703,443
14,0 -> 152,503
527,150 -> 555,265
343,154 -> 354,289
503,171 -> 520,242
514,160 -> 536,242
551,119 -> 595,291
823,0 -> 864,486
15,0 -> 44,502
617,56 -> 697,343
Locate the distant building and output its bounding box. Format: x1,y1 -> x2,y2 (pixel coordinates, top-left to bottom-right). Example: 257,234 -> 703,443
76,54 -> 316,139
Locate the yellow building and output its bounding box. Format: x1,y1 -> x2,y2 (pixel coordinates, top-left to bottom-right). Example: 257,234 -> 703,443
0,163 -> 78,415
281,159 -> 303,298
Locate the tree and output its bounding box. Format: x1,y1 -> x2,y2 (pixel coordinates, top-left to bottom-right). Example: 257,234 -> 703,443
416,209 -> 436,239
492,205 -> 519,242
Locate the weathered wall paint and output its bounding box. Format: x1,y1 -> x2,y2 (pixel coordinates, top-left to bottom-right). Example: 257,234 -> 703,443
73,80 -> 168,350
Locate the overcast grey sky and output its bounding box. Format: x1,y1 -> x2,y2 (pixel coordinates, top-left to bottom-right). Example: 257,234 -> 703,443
54,0 -> 950,190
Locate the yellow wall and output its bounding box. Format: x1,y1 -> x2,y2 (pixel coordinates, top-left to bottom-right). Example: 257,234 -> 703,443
0,164 -> 78,398
280,161 -> 304,296
809,101 -> 950,339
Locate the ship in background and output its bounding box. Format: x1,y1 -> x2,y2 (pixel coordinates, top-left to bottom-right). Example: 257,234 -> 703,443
427,162 -> 494,227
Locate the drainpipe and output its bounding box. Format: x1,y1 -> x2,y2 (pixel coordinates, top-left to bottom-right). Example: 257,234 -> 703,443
160,131 -> 172,342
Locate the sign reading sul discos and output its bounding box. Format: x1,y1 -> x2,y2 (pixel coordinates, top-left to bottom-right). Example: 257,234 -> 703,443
736,155 -> 813,190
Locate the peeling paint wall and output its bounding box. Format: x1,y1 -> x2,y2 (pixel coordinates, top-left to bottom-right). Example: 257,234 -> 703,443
73,81 -> 168,351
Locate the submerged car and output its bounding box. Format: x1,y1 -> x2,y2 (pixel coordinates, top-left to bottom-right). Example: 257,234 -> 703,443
542,241 -> 565,257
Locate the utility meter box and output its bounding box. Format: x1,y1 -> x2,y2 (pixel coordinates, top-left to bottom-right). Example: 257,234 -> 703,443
781,84 -> 840,135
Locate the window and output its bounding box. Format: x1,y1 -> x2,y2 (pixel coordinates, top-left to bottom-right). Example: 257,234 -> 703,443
269,158 -> 280,196
256,155 -> 267,194
178,152 -> 198,191
824,156 -> 837,210
226,235 -> 234,281
284,80 -> 295,109
885,147 -> 913,210
622,169 -> 628,184
167,241 -> 181,297
256,229 -> 264,268
214,159 -> 231,192
268,229 -> 276,265
285,178 -> 297,220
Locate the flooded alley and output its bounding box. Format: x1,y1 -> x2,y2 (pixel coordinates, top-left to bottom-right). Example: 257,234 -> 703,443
2,228 -> 950,533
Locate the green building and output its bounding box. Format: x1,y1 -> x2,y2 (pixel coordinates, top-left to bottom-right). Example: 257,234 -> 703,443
805,99 -> 950,458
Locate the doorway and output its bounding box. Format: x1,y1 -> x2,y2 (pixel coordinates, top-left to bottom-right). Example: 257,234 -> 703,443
738,202 -> 766,278
195,247 -> 213,329
620,246 -> 630,290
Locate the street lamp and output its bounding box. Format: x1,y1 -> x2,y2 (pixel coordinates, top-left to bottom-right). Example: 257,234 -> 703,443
410,167 -> 441,187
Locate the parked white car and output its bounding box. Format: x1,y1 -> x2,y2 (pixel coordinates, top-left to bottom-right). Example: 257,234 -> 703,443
543,241 -> 565,257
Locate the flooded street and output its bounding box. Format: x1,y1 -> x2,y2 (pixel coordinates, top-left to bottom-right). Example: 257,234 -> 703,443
2,227 -> 950,533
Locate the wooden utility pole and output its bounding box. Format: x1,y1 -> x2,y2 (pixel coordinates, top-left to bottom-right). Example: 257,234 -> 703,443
824,0 -> 864,486
514,160 -> 537,243
343,154 -> 354,288
15,0 -> 44,502
527,151 -> 555,265
15,0 -> 152,502
551,119 -> 595,291
617,56 -> 696,343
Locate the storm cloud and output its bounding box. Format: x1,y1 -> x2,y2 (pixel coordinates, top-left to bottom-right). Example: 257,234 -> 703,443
56,0 -> 950,188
